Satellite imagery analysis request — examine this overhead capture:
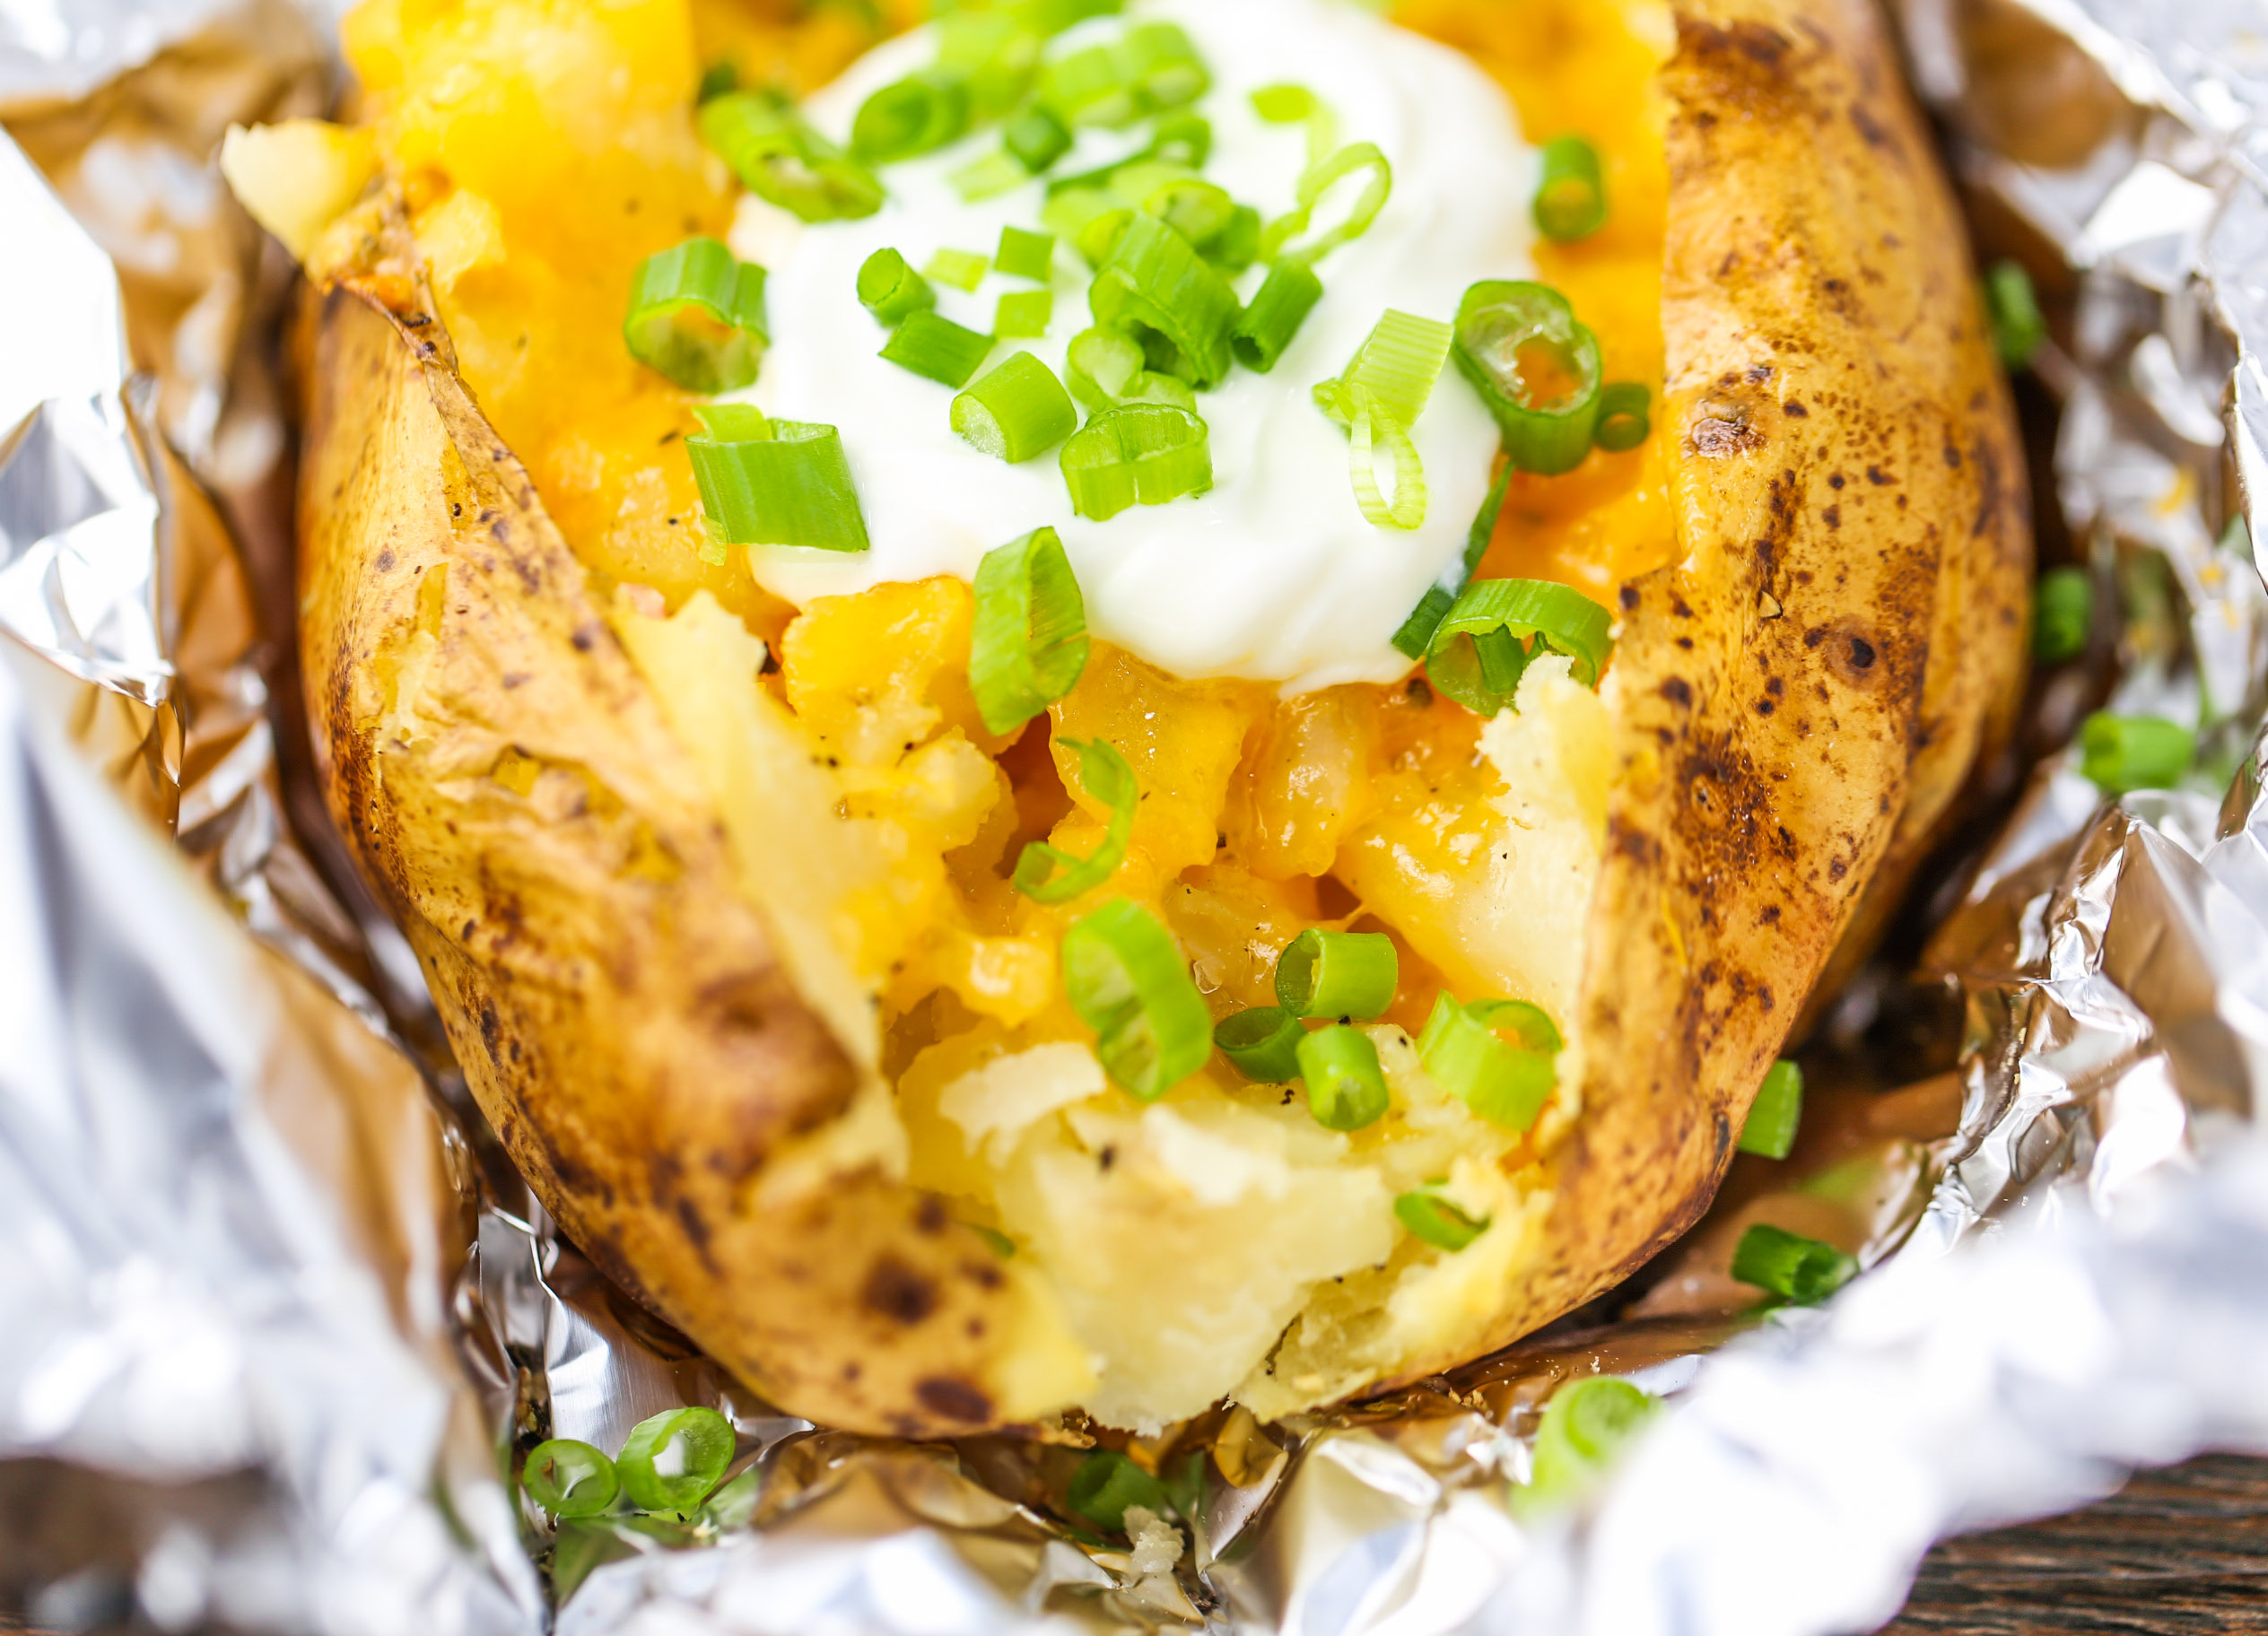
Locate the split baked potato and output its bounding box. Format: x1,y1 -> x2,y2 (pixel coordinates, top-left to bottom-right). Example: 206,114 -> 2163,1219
234,0 -> 2026,1437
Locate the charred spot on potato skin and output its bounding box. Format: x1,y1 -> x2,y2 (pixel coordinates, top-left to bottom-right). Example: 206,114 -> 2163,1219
862,1257 -> 940,1326
1687,388 -> 1771,457
915,1377 -> 992,1424
916,1197 -> 947,1235
1619,585 -> 1641,612
674,1197 -> 720,1275
1660,677 -> 1693,708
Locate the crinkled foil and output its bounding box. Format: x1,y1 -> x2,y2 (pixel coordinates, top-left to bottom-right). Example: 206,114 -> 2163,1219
8,0 -> 2268,1632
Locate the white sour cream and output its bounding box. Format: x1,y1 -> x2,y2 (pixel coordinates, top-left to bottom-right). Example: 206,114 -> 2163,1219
731,0 -> 1536,692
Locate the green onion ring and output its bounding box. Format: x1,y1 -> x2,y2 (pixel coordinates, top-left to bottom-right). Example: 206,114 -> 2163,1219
1296,1024 -> 1389,1131
615,1407 -> 737,1518
1424,577 -> 1615,718
1213,1005 -> 1305,1083
1014,737 -> 1136,902
622,237 -> 769,395
1452,280 -> 1604,474
969,526 -> 1089,735
687,404 -> 869,553
1263,141 -> 1391,266
1060,898 -> 1212,1101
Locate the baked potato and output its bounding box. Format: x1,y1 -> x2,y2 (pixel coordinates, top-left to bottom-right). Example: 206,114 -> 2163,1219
231,0 -> 2026,1438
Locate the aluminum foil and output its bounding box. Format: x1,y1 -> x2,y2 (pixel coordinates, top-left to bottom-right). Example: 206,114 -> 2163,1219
8,0 -> 2268,1631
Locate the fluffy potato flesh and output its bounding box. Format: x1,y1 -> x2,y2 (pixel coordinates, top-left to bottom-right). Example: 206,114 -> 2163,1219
280,0 -> 2026,1435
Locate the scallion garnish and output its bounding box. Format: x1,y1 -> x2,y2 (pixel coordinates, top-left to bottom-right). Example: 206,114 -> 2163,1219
1316,310 -> 1453,530
949,150 -> 1031,202
953,351 -> 1077,462
1250,82 -> 1336,165
1144,177 -> 1235,248
1452,280 -> 1603,474
1522,1379 -> 1656,1510
1062,899 -> 1212,1101
699,91 -> 883,222
1060,402 -> 1212,519
879,309 -> 993,387
1737,1058 -> 1803,1160
993,288 -> 1054,337
851,70 -> 972,163
2079,711 -> 2195,794
935,10 -> 1042,119
1014,737 -> 1134,901
1225,265 -> 1321,376
1264,141 -> 1391,266
1415,991 -> 1555,1130
1424,578 -> 1614,717
1594,381 -> 1651,452
615,1407 -> 737,1518
1275,928 -> 1397,1021
688,405 -> 870,553
622,237 -> 769,395
857,248 -> 936,326
1210,203 -> 1262,274
1985,257 -> 2044,370
1730,1223 -> 1858,1307
1391,457 -> 1513,658
1395,1183 -> 1488,1251
2033,565 -> 2092,664
1068,1449 -> 1170,1532
1532,135 -> 1607,241
970,526 -> 1089,735
1042,41 -> 1138,127
1088,213 -> 1240,389
1465,996 -> 1562,1052
1297,1024 -> 1389,1131
1065,327 -> 1194,412
1006,102 -> 1074,173
926,248 -> 990,292
1120,21 -> 1208,113
1214,1005 -> 1305,1083
996,224 -> 1056,282
522,1440 -> 620,1519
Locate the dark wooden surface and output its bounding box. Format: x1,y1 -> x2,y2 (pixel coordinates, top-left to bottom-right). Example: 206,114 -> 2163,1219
1883,1454 -> 2268,1632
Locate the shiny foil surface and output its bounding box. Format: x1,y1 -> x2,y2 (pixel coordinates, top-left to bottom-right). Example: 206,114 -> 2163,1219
4,0 -> 2268,1632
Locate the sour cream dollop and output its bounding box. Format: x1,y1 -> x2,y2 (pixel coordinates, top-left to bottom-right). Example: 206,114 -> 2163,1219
731,0 -> 1537,692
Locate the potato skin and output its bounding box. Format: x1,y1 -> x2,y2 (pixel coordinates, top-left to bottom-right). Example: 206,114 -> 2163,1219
294,0 -> 2024,1430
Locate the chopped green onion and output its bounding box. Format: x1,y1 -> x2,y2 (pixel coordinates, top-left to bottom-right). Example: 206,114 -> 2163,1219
1087,213 -> 1241,389
1737,1058 -> 1804,1160
1120,22 -> 1208,113
1149,110 -> 1211,170
1296,1024 -> 1389,1131
1985,257 -> 2044,370
950,150 -> 1032,202
1532,135 -> 1607,242
1210,204 -> 1262,273
953,351 -> 1077,461
1730,1223 -> 1858,1306
1465,996 -> 1563,1053
1425,578 -> 1615,717
970,1222 -> 1016,1257
1011,0 -> 1125,36
1522,1379 -> 1656,1509
1231,265 -> 1322,374
1452,281 -> 1604,474
1395,1183 -> 1488,1251
879,309 -> 993,387
1060,402 -> 1212,519
1068,1449 -> 1169,1532
1263,142 -> 1391,266
1006,103 -> 1074,172
1064,326 -> 1191,413
522,1439 -> 619,1519
1143,178 -> 1235,248
926,248 -> 990,292
970,526 -> 1088,735
1077,207 -> 1134,268
1391,457 -> 1512,658
850,70 -> 971,163
996,224 -> 1056,282
616,1407 -> 737,1518
936,10 -> 1042,118
696,60 -> 738,104
2079,711 -> 2195,795
688,405 -> 869,553
1061,899 -> 1212,1101
2034,564 -> 2092,664
622,237 -> 769,395
1345,402 -> 1426,529
993,288 -> 1055,338
1315,309 -> 1453,432
1275,928 -> 1397,1020
1416,992 -> 1555,1130
1594,381 -> 1651,452
1249,82 -> 1336,163
1214,1005 -> 1305,1083
1042,41 -> 1138,127
857,248 -> 935,326
699,91 -> 882,222
1014,737 -> 1135,901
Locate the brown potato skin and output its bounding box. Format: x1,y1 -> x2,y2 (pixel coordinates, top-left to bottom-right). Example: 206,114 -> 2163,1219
294,0 -> 2025,1431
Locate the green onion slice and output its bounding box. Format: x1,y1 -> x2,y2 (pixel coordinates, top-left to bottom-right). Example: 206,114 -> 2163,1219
1465,996 -> 1564,1053
1214,1005 -> 1305,1083
1060,402 -> 1212,520
1275,928 -> 1398,1020
1737,1058 -> 1804,1160
1315,309 -> 1453,433
1394,1183 -> 1488,1251
1232,261 -> 1323,373
926,248 -> 990,292
1061,899 -> 1212,1101
935,10 -> 1042,119
954,351 -> 1077,462
522,1439 -> 620,1519
857,248 -> 935,326
688,405 -> 869,553
1120,22 -> 1209,114
1250,82 -> 1338,164
1523,1379 -> 1656,1509
1006,103 -> 1074,173
1068,1449 -> 1170,1533
2079,711 -> 2196,795
1210,203 -> 1262,274
616,1407 -> 737,1517
950,150 -> 1031,203
851,70 -> 972,163
1391,457 -> 1513,659
1452,280 -> 1604,474
1730,1223 -> 1858,1306
996,224 -> 1056,282
1296,1024 -> 1389,1131
879,309 -> 994,387
1347,396 -> 1427,529
1042,41 -> 1137,128
2033,565 -> 2092,665
699,91 -> 882,222
1087,212 -> 1240,389
1148,110 -> 1212,170
1417,991 -> 1555,1130
970,525 -> 1089,735
993,288 -> 1054,338
1014,736 -> 1135,901
1264,141 -> 1391,266
622,237 -> 769,395
1065,326 -> 1193,413
1985,257 -> 2044,370
1144,178 -> 1235,249
1594,381 -> 1651,452
1425,578 -> 1614,718
1532,135 -> 1607,242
